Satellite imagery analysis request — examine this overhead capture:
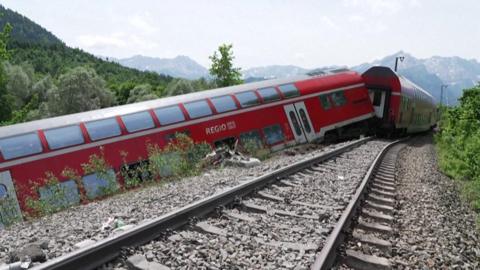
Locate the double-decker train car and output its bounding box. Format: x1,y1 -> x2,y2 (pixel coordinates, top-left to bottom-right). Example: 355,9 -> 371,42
362,66 -> 437,135
0,69 -> 375,220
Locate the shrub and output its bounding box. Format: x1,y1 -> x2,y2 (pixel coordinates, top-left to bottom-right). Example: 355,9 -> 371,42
120,151 -> 150,189
81,149 -> 118,198
148,133 -> 211,179
435,85 -> 480,214
25,172 -> 70,216
240,138 -> 270,160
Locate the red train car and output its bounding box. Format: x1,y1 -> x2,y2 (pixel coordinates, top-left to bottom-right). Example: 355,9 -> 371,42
0,70 -> 375,220
362,66 -> 437,135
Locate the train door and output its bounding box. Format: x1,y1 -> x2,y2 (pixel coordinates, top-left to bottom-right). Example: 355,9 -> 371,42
0,171 -> 22,226
369,89 -> 386,118
283,102 -> 316,143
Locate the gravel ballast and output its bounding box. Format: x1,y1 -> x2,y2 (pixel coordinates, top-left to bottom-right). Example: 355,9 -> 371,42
109,140 -> 390,270
0,139 -> 363,265
393,135 -> 480,269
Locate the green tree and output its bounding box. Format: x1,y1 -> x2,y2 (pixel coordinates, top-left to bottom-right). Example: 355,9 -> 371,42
209,44 -> 243,87
5,63 -> 32,109
45,66 -> 115,116
32,75 -> 55,102
0,22 -> 12,122
192,77 -> 216,91
126,83 -> 158,104
165,78 -> 195,96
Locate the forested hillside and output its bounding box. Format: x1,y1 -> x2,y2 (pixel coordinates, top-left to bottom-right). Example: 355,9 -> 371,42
0,5 -> 62,46
0,5 -> 215,126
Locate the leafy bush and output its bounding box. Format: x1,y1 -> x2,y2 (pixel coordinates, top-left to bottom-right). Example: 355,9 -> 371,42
25,172 -> 71,216
148,133 -> 211,179
436,85 -> 480,213
240,138 -> 270,160
81,148 -> 118,197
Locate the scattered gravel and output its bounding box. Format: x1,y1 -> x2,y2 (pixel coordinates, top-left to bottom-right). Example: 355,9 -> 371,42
107,140 -> 389,270
0,139 -> 362,265
392,134 -> 480,269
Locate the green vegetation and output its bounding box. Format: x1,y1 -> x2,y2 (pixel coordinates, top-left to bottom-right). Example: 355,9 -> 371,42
148,133 -> 211,179
81,148 -> 119,197
25,172 -> 72,216
240,139 -> 271,160
22,134 -> 211,217
436,85 -> 480,217
0,5 -> 62,46
209,43 -> 243,87
0,19 -> 12,122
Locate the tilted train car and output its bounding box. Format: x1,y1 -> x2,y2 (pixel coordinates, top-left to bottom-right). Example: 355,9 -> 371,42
0,70 -> 375,220
362,66 -> 437,135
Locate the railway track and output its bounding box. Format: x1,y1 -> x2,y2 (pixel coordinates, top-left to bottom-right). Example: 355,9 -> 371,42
314,141 -> 406,270
29,138 -> 394,270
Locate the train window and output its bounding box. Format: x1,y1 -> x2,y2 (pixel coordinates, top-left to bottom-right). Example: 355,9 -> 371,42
82,170 -> 118,199
39,179 -> 80,208
44,125 -> 84,150
0,132 -> 43,160
278,84 -> 300,98
210,95 -> 237,113
239,130 -> 263,148
289,111 -> 303,136
235,91 -> 260,108
154,105 -> 185,125
263,124 -> 285,145
331,91 -> 347,106
319,95 -> 331,110
0,184 -> 7,199
258,87 -> 281,103
85,118 -> 121,141
184,100 -> 213,119
298,108 -> 312,133
121,111 -> 155,133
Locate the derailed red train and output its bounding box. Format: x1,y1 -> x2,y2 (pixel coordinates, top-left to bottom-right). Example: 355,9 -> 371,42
0,66 -> 436,220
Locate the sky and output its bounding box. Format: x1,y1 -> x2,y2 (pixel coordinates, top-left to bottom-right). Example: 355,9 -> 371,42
1,0 -> 479,69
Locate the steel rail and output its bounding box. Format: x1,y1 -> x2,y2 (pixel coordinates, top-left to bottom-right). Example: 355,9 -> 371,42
31,138 -> 372,270
311,138 -> 404,270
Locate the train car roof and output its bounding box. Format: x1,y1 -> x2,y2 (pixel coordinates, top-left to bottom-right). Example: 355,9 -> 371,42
398,75 -> 435,101
362,66 -> 434,101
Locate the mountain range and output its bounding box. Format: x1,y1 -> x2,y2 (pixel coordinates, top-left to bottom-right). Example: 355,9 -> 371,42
117,52 -> 480,105
114,55 -> 208,80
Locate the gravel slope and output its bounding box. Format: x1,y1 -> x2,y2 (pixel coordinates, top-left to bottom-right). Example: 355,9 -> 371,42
0,140 -> 362,265
393,135 -> 480,269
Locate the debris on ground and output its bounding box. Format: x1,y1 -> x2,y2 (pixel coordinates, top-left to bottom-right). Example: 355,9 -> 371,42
204,145 -> 261,168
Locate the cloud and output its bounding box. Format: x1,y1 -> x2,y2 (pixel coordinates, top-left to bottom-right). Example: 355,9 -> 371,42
127,13 -> 158,34
320,16 -> 340,30
77,34 -> 127,49
341,0 -> 420,15
348,15 -> 366,23
76,32 -> 158,52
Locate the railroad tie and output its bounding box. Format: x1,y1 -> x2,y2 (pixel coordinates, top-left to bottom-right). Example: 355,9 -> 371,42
195,221 -> 318,251
343,250 -> 391,270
